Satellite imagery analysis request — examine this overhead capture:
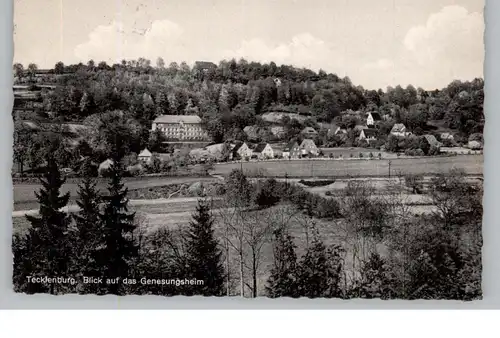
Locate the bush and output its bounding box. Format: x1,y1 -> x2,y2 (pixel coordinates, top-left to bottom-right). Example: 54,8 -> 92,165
299,179 -> 336,187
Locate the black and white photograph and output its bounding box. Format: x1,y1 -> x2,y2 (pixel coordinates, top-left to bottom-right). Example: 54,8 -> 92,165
11,0 -> 484,300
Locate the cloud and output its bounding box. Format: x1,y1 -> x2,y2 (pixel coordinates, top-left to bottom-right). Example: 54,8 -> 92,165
404,5 -> 483,65
74,19 -> 185,63
359,5 -> 484,89
222,33 -> 344,71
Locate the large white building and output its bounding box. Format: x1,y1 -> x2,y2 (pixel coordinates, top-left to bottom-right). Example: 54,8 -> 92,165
152,115 -> 210,141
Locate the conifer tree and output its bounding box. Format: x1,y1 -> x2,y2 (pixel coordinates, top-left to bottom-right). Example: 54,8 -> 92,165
97,148 -> 138,295
18,155 -> 71,294
296,232 -> 344,298
266,229 -> 299,298
72,160 -> 103,293
184,199 -> 225,296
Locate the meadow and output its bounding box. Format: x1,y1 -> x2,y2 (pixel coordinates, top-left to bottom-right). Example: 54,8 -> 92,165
213,155 -> 483,177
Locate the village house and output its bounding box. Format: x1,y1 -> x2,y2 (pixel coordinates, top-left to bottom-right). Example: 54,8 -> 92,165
301,126 -> 319,138
137,148 -> 153,164
299,139 -> 319,157
390,123 -> 412,137
252,143 -> 274,160
359,128 -> 377,142
440,132 -> 454,140
270,126 -> 285,138
151,115 -> 209,141
230,142 -> 253,160
423,134 -> 443,148
334,126 -> 348,135
243,125 -> 259,141
193,61 -> 217,73
468,140 -> 483,150
366,112 -> 382,127
282,141 -> 301,159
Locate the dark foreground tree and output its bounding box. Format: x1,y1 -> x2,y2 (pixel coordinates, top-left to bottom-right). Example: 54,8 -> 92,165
296,232 -> 344,298
266,228 -> 299,298
97,152 -> 138,295
13,156 -> 72,294
184,199 -> 225,296
72,161 -> 103,293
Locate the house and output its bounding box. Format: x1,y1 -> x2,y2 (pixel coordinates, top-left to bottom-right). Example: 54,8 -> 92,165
243,126 -> 259,141
301,127 -> 319,138
152,115 -> 210,141
334,127 -> 348,135
194,61 -> 217,73
98,159 -> 114,177
270,126 -> 285,138
282,141 -> 301,159
252,143 -> 274,160
359,128 -> 377,142
423,134 -> 442,148
299,139 -> 319,157
390,123 -> 412,137
366,112 -> 382,127
230,142 -> 253,160
137,148 -> 153,164
441,132 -> 454,140
468,140 -> 483,150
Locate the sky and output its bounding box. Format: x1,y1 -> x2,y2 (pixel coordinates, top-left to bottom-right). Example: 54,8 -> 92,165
13,0 -> 484,90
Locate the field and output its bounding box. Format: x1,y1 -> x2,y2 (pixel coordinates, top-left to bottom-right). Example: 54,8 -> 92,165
213,155 -> 483,177
12,176 -> 218,211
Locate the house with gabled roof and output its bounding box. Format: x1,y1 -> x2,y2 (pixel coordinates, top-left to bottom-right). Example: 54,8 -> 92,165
366,112 -> 382,127
301,126 -> 319,138
423,134 -> 442,148
230,141 -> 252,160
390,123 -> 412,137
359,128 -> 377,142
299,139 -> 319,157
138,148 -> 153,164
283,140 -> 301,159
253,143 -> 274,160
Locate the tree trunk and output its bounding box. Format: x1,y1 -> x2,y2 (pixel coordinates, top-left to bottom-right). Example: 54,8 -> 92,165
225,230 -> 230,297
252,250 -> 257,298
239,250 -> 244,297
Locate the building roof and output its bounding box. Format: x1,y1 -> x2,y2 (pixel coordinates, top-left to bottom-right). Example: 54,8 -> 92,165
194,61 -> 217,70
335,127 -> 347,134
270,126 -> 285,136
253,143 -> 270,153
441,132 -> 454,139
301,127 -> 318,135
391,123 -> 407,133
138,148 -> 152,157
423,134 -> 442,147
300,139 -> 317,148
153,115 -> 202,124
283,141 -> 299,151
367,112 -> 382,121
232,141 -> 247,153
361,128 -> 378,137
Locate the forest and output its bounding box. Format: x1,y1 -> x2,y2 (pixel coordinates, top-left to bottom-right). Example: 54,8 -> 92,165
12,58 -> 484,173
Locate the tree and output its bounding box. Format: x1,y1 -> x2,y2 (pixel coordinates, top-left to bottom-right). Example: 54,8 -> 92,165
296,232 -> 344,298
253,178 -> 281,208
13,121 -> 32,174
266,228 -> 299,298
97,151 -> 138,295
72,162 -> 103,293
14,155 -> 72,294
184,199 -> 225,296
54,61 -> 65,74
13,63 -> 24,79
27,63 -> 38,81
156,57 -> 165,69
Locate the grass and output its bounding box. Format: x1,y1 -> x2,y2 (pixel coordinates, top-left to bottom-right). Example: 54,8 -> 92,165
214,155 -> 483,178
12,176 -> 219,207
